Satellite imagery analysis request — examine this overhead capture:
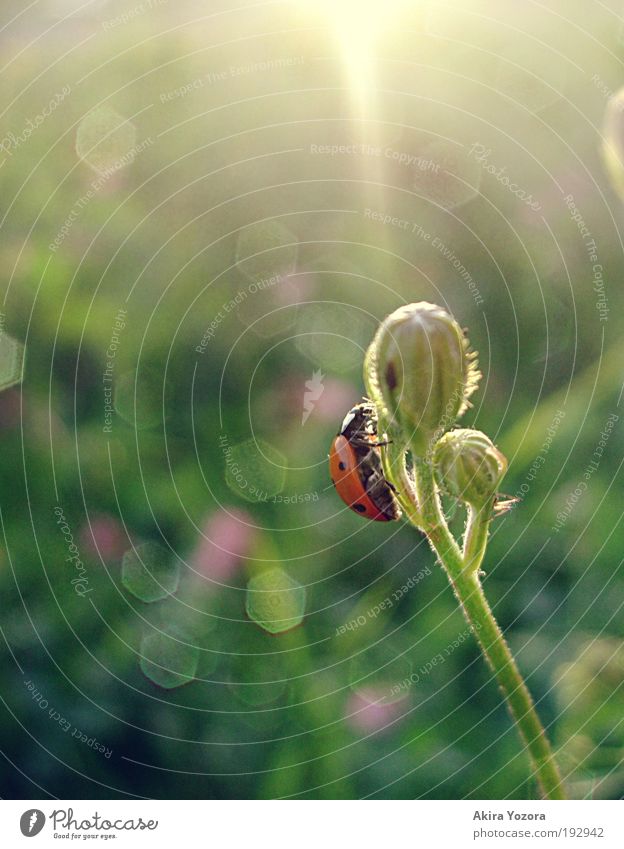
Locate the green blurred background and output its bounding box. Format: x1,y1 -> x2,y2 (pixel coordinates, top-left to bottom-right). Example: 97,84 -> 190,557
1,0 -> 623,799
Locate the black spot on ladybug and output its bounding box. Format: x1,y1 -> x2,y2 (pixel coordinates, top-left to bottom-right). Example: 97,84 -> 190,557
385,362 -> 398,390
354,504 -> 367,513
338,461 -> 346,470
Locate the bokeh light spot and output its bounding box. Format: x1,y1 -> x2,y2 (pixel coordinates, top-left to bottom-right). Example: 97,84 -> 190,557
224,439 -> 287,503
122,542 -> 180,602
236,277 -> 302,338
76,105 -> 138,175
295,303 -> 372,373
235,220 -> 299,284
245,567 -> 306,634
140,625 -> 199,689
412,138 -> 482,209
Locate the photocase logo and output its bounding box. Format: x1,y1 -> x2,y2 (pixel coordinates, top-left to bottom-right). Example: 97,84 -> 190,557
20,810 -> 45,837
302,369 -> 324,425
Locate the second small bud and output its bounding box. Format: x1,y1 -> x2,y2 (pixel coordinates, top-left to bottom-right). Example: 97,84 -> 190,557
433,428 -> 508,510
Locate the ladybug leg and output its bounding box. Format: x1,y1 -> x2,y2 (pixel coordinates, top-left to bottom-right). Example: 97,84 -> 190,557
364,467 -> 402,521
348,436 -> 393,448
349,437 -> 377,450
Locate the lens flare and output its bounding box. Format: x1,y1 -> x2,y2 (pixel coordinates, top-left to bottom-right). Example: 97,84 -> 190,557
319,0 -> 413,117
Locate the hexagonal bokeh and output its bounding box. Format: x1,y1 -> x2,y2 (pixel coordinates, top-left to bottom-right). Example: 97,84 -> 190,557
412,138 -> 482,210
495,42 -> 567,115
114,369 -> 162,430
224,439 -> 287,503
235,276 -> 301,338
140,625 -> 199,689
245,567 -> 306,634
0,332 -> 24,391
76,105 -> 138,175
235,220 -> 299,284
295,303 -> 373,373
122,542 -> 180,603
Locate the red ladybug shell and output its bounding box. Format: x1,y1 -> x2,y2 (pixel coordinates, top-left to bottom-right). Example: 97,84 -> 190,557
329,434 -> 393,522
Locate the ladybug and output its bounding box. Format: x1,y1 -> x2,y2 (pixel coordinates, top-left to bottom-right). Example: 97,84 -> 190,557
329,400 -> 402,521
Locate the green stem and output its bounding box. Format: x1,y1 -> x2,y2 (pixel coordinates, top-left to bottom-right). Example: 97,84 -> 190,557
463,503 -> 492,575
410,457 -> 566,800
382,439 -> 422,526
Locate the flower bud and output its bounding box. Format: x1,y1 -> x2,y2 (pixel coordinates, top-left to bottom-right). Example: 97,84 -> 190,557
433,429 -> 507,509
365,302 -> 480,455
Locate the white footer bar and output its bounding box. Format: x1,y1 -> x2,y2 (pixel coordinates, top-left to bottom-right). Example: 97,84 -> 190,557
0,800 -> 622,847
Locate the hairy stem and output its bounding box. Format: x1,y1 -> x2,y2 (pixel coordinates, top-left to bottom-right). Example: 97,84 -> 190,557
410,457 -> 566,800
463,503 -> 492,575
381,439 -> 421,526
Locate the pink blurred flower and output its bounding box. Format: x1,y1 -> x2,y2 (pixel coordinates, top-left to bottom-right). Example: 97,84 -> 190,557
345,686 -> 407,734
309,378 -> 358,424
271,374 -> 357,426
275,272 -> 314,306
79,514 -> 129,562
191,508 -> 256,585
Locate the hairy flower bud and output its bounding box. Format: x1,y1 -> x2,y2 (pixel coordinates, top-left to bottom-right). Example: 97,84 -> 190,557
433,429 -> 507,508
365,302 -> 480,455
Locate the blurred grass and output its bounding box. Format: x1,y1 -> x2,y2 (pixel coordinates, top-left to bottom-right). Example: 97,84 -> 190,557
0,0 -> 623,800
